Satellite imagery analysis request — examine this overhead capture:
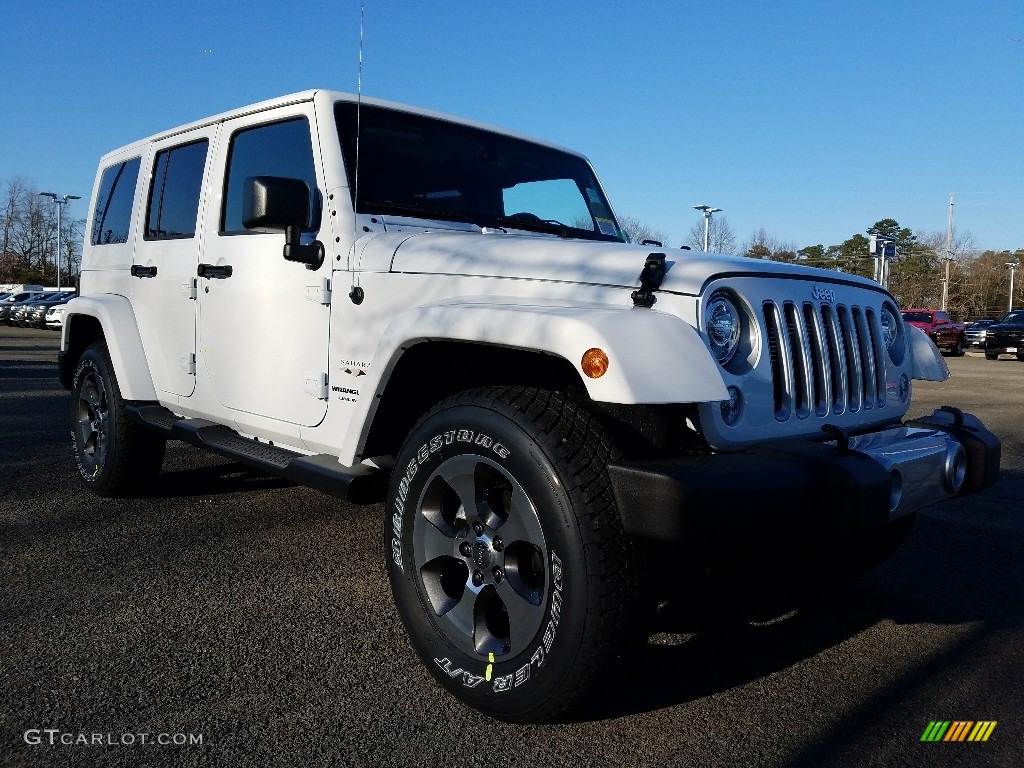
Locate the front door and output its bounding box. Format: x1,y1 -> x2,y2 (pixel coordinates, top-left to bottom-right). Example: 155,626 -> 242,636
198,103 -> 331,427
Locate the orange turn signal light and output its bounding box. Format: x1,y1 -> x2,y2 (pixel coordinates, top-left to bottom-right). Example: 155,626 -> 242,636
581,348 -> 610,378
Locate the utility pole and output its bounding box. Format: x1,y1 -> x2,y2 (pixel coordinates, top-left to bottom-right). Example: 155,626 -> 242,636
942,193 -> 954,311
693,204 -> 722,252
39,192 -> 81,290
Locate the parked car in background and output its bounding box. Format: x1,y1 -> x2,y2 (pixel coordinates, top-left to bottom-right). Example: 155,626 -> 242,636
1,292 -> 51,325
9,292 -> 63,327
0,291 -> 47,324
25,291 -> 77,328
45,302 -> 71,331
965,319 -> 997,351
984,309 -> 1024,361
901,309 -> 967,356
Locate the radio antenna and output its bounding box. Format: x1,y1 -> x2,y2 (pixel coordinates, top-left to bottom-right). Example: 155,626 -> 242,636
350,3 -> 366,304
354,3 -> 364,237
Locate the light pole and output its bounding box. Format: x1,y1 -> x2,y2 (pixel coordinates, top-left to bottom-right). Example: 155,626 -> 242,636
693,204 -> 722,252
1008,259 -> 1018,313
942,193 -> 954,311
39,192 -> 80,290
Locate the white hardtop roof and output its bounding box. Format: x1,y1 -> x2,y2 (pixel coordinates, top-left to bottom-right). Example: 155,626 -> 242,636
99,89 -> 586,164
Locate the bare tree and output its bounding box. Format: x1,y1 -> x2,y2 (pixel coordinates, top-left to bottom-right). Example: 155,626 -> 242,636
685,216 -> 737,254
742,226 -> 798,262
0,176 -> 80,285
615,214 -> 671,247
1,177 -> 30,281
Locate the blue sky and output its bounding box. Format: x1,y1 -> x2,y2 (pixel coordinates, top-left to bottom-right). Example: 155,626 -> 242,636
2,0 -> 1022,252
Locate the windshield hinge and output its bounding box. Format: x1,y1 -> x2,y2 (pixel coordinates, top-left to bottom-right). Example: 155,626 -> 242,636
631,253 -> 667,308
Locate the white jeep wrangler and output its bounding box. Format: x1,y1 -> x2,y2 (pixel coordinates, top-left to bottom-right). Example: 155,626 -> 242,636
59,89 -> 1000,722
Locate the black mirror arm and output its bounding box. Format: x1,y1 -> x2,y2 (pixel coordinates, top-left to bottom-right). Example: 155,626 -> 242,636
282,225 -> 325,269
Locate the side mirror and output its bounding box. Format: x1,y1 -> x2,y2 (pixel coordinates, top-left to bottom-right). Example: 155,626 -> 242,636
242,176 -> 324,269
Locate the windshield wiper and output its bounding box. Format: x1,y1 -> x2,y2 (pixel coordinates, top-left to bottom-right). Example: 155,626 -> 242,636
494,215 -> 573,239
362,201 -> 488,229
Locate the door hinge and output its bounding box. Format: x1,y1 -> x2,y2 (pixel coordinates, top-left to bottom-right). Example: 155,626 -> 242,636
304,371 -> 328,400
306,277 -> 331,306
179,352 -> 197,375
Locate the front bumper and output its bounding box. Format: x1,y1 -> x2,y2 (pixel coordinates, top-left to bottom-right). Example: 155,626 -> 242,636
608,408 -> 999,554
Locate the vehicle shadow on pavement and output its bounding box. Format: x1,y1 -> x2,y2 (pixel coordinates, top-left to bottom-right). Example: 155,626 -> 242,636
572,478 -> 1024,723
144,459 -> 296,499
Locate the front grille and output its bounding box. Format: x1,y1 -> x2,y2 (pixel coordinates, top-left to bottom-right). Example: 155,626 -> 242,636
991,329 -> 1024,344
764,301 -> 886,422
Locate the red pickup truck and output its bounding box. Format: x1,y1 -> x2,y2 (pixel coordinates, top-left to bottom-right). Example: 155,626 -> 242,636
901,309 -> 967,356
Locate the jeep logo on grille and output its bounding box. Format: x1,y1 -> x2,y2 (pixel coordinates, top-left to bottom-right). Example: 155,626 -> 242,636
811,285 -> 836,303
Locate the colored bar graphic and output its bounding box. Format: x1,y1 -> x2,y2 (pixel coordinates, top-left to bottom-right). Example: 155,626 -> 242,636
944,721 -> 972,741
921,721 -> 950,741
968,721 -> 997,742
920,720 -> 996,742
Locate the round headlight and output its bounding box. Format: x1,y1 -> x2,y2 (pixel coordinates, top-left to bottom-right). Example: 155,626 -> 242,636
705,293 -> 742,365
879,305 -> 899,349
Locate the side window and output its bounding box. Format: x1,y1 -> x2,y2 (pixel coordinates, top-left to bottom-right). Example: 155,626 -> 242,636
221,118 -> 317,234
145,140 -> 208,239
91,157 -> 141,245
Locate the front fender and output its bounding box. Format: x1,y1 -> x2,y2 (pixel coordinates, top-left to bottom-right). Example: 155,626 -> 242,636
340,298 -> 728,461
61,295 -> 158,401
377,299 -> 727,403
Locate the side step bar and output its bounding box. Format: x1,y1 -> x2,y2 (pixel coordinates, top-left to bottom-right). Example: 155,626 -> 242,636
126,404 -> 387,505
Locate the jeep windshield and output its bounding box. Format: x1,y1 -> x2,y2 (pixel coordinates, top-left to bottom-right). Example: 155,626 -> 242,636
336,102 -> 624,242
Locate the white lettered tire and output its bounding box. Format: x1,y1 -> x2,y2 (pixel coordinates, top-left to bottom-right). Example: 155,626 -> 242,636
386,387 -> 635,722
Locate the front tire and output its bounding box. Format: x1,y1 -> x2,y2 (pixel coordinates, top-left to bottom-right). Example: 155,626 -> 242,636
70,342 -> 166,496
386,387 -> 635,722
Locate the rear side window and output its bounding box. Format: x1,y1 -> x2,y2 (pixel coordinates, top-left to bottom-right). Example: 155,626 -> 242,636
91,157 -> 141,245
221,118 -> 317,233
146,140 -> 208,239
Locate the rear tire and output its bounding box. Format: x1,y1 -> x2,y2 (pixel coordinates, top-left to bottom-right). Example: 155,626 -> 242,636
70,342 -> 166,496
386,387 -> 635,722
985,353 -> 998,360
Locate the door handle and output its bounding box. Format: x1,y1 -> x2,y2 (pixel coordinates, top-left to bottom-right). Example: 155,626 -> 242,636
198,263 -> 233,279
130,265 -> 158,278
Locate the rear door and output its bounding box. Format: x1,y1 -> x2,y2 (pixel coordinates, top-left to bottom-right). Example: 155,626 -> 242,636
131,128 -> 216,398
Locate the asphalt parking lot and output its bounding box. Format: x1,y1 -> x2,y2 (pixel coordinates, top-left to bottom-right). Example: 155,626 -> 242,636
1,326 -> 1021,767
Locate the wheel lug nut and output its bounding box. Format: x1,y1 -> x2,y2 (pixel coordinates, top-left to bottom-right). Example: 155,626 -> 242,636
460,542 -> 472,557
492,567 -> 504,583
472,570 -> 484,587
472,521 -> 484,536
492,536 -> 503,552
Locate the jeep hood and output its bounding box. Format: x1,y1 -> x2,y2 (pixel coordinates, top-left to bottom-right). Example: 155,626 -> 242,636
355,230 -> 881,297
